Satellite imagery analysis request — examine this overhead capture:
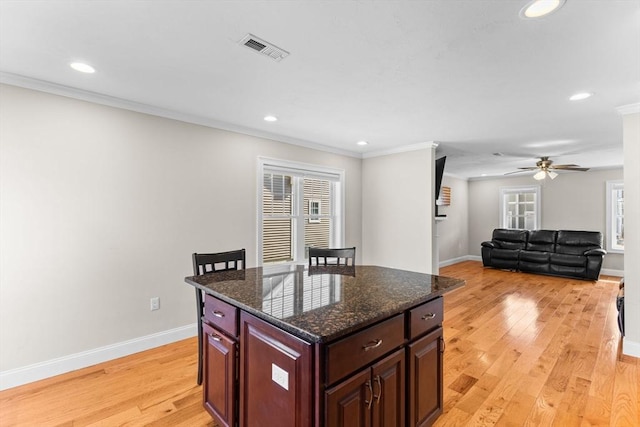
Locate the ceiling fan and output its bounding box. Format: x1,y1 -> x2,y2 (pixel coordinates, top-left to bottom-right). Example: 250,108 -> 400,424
506,156 -> 590,180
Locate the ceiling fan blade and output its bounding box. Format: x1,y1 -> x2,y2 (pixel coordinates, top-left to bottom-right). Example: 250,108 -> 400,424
504,170 -> 534,175
517,167 -> 538,170
549,164 -> 579,168
550,166 -> 590,171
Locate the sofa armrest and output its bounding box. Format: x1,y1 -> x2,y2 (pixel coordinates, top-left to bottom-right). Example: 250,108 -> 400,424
584,248 -> 607,256
481,241 -> 497,249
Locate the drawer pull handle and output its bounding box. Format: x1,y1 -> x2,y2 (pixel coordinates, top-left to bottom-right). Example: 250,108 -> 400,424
362,339 -> 383,351
209,333 -> 222,342
211,310 -> 225,318
374,375 -> 382,404
365,380 -> 373,409
422,313 -> 436,320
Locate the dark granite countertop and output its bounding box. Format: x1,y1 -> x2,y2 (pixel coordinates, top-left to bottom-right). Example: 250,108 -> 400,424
185,265 -> 465,344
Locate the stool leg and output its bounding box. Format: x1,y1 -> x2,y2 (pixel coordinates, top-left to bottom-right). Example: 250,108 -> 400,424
196,289 -> 203,385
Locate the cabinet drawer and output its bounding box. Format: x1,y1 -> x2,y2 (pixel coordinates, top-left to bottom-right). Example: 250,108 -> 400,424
408,297 -> 443,340
326,314 -> 404,385
204,294 -> 238,337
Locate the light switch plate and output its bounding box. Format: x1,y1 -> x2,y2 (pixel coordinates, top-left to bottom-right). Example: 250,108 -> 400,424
271,363 -> 289,391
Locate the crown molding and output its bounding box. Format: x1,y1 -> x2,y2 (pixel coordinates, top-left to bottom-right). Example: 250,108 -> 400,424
443,171 -> 468,181
0,71 -> 362,159
362,141 -> 438,159
616,103 -> 640,115
1,72 -> 448,162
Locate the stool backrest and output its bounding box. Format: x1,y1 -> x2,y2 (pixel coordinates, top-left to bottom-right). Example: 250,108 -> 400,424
308,247 -> 355,267
193,249 -> 246,275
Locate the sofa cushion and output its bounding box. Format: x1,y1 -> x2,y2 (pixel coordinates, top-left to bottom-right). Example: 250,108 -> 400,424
520,250 -> 551,274
555,230 -> 603,256
520,250 -> 550,263
550,264 -> 586,278
492,229 -> 528,250
492,248 -> 520,260
485,247 -> 520,270
526,230 -> 557,252
520,261 -> 550,274
550,253 -> 586,267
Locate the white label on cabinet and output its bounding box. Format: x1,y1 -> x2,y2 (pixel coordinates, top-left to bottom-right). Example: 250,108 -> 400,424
271,363 -> 289,391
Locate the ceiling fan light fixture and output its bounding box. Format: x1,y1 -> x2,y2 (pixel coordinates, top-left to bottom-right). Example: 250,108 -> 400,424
548,171 -> 558,179
520,0 -> 566,19
533,170 -> 547,180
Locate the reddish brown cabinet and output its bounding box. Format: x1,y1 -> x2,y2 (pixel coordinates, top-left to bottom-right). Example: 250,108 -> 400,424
326,349 -> 405,427
240,312 -> 313,427
185,266 -> 463,427
408,327 -> 444,427
325,368 -> 372,427
202,322 -> 237,427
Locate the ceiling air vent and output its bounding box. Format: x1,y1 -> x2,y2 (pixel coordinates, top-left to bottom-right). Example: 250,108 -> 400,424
239,34 -> 289,62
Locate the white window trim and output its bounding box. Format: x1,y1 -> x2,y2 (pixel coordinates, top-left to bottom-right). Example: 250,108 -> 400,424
499,185 -> 541,230
606,180 -> 624,254
257,157 -> 345,266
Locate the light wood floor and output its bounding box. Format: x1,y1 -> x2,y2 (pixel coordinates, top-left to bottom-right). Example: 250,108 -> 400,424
0,261 -> 636,426
434,261 -> 637,427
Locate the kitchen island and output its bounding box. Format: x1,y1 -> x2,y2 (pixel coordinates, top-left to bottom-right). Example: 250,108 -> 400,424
185,264 -> 464,427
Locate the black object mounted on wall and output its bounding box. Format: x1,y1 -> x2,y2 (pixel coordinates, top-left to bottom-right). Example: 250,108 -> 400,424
435,156 -> 446,217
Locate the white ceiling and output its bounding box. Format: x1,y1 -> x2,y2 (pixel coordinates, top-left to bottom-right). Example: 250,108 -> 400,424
1,1 -> 638,179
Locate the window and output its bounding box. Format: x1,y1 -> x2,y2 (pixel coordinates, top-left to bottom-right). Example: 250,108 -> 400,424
499,186 -> 541,230
308,199 -> 321,223
259,158 -> 344,265
606,180 -> 624,253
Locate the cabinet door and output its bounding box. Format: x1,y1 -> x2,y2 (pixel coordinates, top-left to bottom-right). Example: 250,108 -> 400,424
325,368 -> 372,427
240,312 -> 312,427
408,327 -> 443,427
202,322 -> 237,427
371,349 -> 405,427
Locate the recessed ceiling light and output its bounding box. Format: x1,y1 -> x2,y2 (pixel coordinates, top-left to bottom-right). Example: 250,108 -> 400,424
70,62 -> 95,73
569,92 -> 593,101
520,0 -> 565,19
264,115 -> 278,122
357,141 -> 369,146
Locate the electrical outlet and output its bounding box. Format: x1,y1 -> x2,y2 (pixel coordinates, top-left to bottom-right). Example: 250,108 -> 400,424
271,363 -> 289,390
150,297 -> 160,311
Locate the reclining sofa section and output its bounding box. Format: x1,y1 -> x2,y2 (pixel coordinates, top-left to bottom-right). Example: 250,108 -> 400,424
481,229 -> 606,280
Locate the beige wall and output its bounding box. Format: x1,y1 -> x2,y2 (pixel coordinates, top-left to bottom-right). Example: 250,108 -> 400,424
468,168 -> 624,272
362,147 -> 434,273
436,174 -> 469,264
3,81 -> 634,380
622,110 -> 639,356
0,84 -> 363,372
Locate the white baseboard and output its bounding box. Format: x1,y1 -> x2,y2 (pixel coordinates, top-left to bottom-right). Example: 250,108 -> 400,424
623,338 -> 640,358
439,255 -> 481,267
0,323 -> 197,391
600,268 -> 624,277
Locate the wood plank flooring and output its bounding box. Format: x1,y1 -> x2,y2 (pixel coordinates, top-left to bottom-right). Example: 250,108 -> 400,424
435,261 -> 637,427
0,261 -> 636,426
